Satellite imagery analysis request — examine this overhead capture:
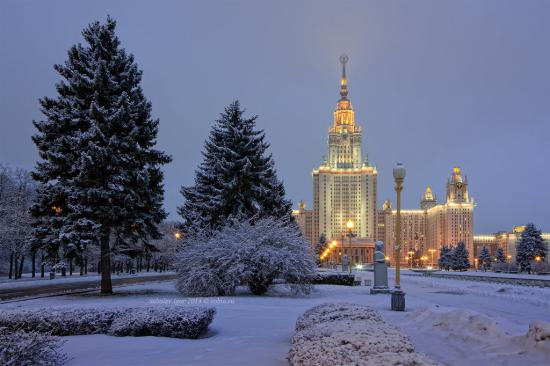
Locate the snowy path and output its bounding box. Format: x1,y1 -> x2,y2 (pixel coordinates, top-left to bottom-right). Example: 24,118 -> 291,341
1,272 -> 548,366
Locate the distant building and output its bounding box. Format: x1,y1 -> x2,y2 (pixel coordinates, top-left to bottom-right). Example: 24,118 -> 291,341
377,167 -> 475,265
292,200 -> 314,245
474,226 -> 550,263
310,55 -> 377,264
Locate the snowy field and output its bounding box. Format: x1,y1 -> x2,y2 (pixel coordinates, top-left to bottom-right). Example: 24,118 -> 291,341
0,271 -> 175,291
1,271 -> 549,366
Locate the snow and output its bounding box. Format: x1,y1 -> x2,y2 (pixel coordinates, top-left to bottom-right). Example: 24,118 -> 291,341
0,271 -> 175,291
414,269 -> 550,281
289,302 -> 437,365
0,270 -> 548,366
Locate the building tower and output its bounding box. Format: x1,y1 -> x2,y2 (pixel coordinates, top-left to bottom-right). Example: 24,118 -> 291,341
420,186 -> 437,210
312,55 -> 378,246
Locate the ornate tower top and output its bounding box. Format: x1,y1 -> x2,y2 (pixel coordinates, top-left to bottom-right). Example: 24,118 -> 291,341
334,54 -> 355,132
420,185 -> 437,210
339,54 -> 349,99
446,166 -> 470,203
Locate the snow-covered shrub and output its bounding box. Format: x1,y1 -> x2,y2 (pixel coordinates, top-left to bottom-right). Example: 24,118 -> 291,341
109,307 -> 215,339
176,217 -> 316,296
0,327 -> 67,366
492,262 -> 518,273
0,308 -> 123,336
289,302 -> 437,366
0,307 -> 215,339
311,272 -> 355,286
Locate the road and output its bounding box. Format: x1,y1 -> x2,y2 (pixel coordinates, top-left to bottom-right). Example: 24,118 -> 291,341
0,273 -> 177,302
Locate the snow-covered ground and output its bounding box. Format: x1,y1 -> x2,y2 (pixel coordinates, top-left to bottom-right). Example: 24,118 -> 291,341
410,268 -> 550,281
0,271 -> 175,291
1,271 -> 548,366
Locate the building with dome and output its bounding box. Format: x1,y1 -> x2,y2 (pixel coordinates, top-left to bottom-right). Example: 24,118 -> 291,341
377,166 -> 475,265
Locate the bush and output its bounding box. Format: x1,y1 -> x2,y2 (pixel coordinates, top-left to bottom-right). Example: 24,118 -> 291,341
109,307 -> 215,339
176,217 -> 317,296
0,327 -> 67,366
492,262 -> 519,273
311,272 -> 355,286
289,303 -> 437,366
0,307 -> 215,339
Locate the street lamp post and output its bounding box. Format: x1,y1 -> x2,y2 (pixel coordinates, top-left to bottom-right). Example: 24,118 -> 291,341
392,162 -> 406,311
346,220 -> 355,274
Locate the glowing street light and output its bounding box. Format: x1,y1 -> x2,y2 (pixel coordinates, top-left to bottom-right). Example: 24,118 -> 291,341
174,232 -> 182,240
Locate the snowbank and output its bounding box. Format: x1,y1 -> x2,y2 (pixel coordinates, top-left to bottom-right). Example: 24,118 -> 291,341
407,306 -> 550,363
0,306 -> 215,339
289,302 -> 437,366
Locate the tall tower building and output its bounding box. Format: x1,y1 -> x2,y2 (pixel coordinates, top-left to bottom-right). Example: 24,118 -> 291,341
426,166 -> 474,263
312,56 -> 378,243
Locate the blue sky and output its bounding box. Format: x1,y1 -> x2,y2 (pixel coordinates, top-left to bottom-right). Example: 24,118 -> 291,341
0,0 -> 548,232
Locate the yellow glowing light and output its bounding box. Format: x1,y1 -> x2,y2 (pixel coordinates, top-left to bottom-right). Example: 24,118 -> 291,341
535,256 -> 541,262
346,221 -> 354,230
51,206 -> 62,215
385,256 -> 390,261
174,232 -> 182,240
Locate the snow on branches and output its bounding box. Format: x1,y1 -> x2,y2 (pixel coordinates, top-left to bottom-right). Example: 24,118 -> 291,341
175,217 -> 316,296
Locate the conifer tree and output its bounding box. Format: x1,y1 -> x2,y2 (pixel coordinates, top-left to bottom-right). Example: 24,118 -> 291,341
516,223 -> 547,273
314,233 -> 328,265
31,17 -> 171,293
438,245 -> 452,271
478,246 -> 491,271
451,241 -> 470,271
495,247 -> 506,263
179,101 -> 291,234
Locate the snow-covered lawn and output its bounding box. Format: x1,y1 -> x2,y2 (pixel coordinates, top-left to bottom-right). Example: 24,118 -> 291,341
410,268 -> 550,281
1,271 -> 549,366
0,271 -> 175,291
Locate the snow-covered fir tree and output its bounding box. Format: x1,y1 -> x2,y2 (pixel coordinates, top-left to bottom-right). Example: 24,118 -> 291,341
477,246 -> 491,271
178,101 -> 291,235
438,245 -> 452,271
314,234 -> 328,264
31,17 -> 171,293
495,247 -> 506,263
516,223 -> 547,273
451,241 -> 470,271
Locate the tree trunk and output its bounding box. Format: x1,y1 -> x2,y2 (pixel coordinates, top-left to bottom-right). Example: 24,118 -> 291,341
8,252 -> 13,279
69,258 -> 73,276
40,252 -> 45,278
18,255 -> 25,279
146,258 -> 150,272
84,259 -> 88,274
80,256 -> 84,276
31,251 -> 36,278
100,228 -> 113,294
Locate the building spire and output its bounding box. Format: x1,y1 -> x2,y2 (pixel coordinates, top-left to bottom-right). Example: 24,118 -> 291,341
339,54 -> 349,99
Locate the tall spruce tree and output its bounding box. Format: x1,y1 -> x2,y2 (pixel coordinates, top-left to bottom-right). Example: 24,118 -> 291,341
451,241 -> 470,271
31,17 -> 171,293
478,246 -> 491,271
495,247 -> 506,263
315,234 -> 328,265
438,245 -> 452,271
178,101 -> 291,234
516,223 -> 547,273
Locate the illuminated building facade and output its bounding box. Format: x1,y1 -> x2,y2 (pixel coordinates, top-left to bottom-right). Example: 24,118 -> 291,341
474,226 -> 550,263
292,200 -> 314,245
378,167 -> 475,264
311,55 -> 377,261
